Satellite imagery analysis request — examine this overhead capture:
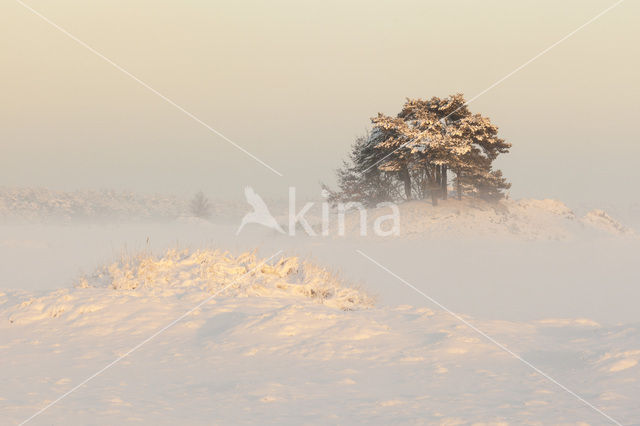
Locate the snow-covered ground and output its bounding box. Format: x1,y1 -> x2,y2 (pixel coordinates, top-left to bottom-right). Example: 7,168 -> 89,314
1,192 -> 639,424
2,249 -> 640,425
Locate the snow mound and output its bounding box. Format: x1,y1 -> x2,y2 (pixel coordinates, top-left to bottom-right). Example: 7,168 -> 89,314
581,209 -> 634,236
3,250 -> 373,326
340,198 -> 634,240
82,249 -> 373,310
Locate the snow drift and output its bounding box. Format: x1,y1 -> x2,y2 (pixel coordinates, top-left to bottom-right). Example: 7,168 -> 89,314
338,197 -> 635,240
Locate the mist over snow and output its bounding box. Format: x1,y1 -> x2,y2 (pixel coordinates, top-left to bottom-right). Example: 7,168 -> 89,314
2,186 -> 636,239
1,188 -> 639,424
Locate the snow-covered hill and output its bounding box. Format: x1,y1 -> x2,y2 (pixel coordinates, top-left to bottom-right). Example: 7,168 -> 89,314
1,250 -> 639,424
339,198 -> 635,240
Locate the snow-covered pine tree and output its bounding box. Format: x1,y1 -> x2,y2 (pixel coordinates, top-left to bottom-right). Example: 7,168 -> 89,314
399,94 -> 511,201
396,100 -> 453,205
189,191 -> 212,219
324,133 -> 396,206
369,113 -> 419,200
445,111 -> 511,200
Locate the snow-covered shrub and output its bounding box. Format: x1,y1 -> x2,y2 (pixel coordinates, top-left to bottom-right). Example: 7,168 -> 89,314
77,249 -> 374,311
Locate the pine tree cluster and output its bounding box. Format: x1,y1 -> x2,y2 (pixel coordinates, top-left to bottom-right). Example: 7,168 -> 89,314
325,94 -> 511,206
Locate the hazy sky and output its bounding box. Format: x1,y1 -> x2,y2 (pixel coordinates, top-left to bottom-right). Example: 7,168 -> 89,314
1,0 -> 638,205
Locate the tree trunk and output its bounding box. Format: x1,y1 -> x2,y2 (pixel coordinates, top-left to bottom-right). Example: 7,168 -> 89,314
456,170 -> 462,200
400,167 -> 412,200
441,166 -> 448,200
427,166 -> 439,206
421,171 -> 428,199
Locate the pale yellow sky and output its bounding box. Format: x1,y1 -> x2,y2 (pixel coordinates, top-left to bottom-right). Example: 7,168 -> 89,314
1,0 -> 638,204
